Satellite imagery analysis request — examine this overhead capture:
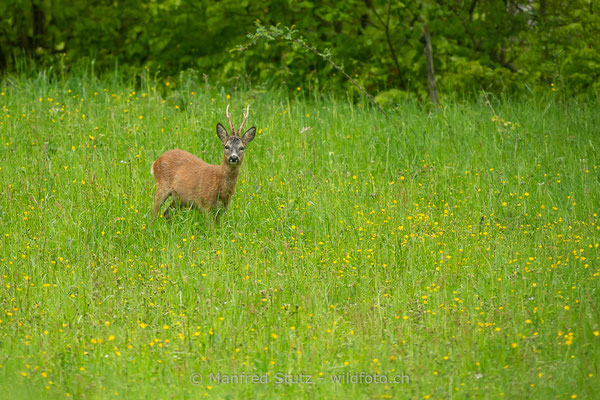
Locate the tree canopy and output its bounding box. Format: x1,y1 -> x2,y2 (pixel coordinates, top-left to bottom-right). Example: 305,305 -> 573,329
1,0 -> 598,98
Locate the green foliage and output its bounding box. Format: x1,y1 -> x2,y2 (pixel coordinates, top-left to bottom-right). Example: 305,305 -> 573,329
240,23 -> 387,113
519,0 -> 600,95
0,1 -> 598,97
374,88 -> 417,107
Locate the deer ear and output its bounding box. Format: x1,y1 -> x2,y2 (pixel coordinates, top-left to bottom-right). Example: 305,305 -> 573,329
241,127 -> 256,145
216,123 -> 229,144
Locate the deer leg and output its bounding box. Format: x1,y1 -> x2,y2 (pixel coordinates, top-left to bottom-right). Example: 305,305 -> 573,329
163,200 -> 178,220
214,206 -> 226,227
151,187 -> 171,226
201,208 -> 215,232
165,193 -> 184,220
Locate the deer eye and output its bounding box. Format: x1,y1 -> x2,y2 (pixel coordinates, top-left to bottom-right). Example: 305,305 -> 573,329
239,147 -> 244,151
225,145 -> 230,150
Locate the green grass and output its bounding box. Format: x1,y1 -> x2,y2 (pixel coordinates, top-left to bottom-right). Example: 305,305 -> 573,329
0,73 -> 599,399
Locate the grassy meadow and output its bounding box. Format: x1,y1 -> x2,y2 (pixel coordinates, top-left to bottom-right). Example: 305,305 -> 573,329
0,73 -> 599,399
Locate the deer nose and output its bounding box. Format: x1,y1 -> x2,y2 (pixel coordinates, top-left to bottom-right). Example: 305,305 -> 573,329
229,155 -> 239,163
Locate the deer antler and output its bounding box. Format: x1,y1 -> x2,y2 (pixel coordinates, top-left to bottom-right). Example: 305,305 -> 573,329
237,105 -> 250,136
225,104 -> 235,135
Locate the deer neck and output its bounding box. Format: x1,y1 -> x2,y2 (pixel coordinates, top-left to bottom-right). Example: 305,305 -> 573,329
219,157 -> 241,192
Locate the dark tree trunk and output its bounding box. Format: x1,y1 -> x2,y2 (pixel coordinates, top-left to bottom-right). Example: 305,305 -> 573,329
421,25 -> 440,107
32,3 -> 46,50
0,46 -> 6,71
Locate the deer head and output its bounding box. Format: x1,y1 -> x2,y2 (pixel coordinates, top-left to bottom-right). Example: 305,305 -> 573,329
216,105 -> 256,166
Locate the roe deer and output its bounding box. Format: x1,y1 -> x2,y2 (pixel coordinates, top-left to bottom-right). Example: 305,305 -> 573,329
150,105 -> 256,225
